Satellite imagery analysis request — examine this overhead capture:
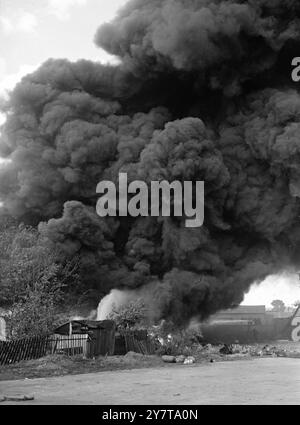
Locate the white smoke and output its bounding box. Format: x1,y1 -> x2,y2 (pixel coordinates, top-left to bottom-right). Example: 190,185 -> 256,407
96,289 -> 137,320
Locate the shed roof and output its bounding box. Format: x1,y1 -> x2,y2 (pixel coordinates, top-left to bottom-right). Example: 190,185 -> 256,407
54,320 -> 115,335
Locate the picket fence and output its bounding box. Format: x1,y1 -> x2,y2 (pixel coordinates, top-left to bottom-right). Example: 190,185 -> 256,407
0,334 -> 90,365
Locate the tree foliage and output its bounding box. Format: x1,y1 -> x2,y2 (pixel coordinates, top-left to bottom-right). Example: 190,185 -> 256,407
271,299 -> 286,312
0,215 -> 81,337
9,280 -> 63,339
108,299 -> 147,330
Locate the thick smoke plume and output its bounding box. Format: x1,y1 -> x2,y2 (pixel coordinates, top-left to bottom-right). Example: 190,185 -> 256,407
1,0 -> 300,324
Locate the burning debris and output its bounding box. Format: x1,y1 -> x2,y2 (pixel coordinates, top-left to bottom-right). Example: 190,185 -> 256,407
1,1 -> 300,324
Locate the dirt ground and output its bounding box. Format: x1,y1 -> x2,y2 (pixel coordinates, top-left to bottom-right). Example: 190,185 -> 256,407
1,341 -> 300,404
1,357 -> 300,405
2,340 -> 300,382
0,345 -> 253,382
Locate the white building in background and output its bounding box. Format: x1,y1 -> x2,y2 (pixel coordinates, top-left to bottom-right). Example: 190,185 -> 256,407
0,308 -> 10,341
0,317 -> 6,341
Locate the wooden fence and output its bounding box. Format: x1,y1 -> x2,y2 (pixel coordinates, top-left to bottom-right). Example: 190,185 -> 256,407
0,329 -> 155,366
0,334 -> 92,365
118,329 -> 156,355
49,334 -> 90,357
0,335 -> 49,365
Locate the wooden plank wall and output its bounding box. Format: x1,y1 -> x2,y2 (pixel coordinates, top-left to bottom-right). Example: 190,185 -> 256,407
90,324 -> 116,357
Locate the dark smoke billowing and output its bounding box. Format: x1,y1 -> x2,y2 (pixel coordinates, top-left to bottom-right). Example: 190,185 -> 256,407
1,0 -> 300,324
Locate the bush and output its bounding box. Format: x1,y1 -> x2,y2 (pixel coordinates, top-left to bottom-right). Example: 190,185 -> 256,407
0,219 -> 80,338
9,280 -> 63,339
0,220 -> 81,306
108,299 -> 147,330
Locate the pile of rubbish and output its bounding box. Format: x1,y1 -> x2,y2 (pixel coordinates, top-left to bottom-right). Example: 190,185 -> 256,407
162,355 -> 195,364
218,343 -> 300,358
160,342 -> 300,364
153,321 -> 300,362
250,344 -> 300,358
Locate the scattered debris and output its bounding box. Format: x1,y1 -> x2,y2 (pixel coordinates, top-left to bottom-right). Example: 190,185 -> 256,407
202,344 -> 214,353
152,339 -> 300,363
219,344 -> 234,355
216,343 -> 300,359
175,355 -> 186,363
162,355 -> 176,363
183,356 -> 195,364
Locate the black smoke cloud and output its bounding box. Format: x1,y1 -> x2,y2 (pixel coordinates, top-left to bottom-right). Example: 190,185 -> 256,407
1,0 -> 300,323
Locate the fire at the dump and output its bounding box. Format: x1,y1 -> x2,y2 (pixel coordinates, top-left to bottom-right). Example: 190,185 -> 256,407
2,1 -> 300,325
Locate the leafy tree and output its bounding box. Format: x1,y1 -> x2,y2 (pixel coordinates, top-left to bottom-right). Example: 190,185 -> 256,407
108,299 -> 147,330
0,219 -> 80,306
9,280 -> 62,339
0,216 -> 81,337
271,299 -> 286,312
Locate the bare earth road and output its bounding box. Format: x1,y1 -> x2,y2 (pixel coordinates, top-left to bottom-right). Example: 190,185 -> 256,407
1,358 -> 300,405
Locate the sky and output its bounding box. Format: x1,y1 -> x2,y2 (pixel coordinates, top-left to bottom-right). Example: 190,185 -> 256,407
0,0 -> 128,145
242,272 -> 300,308
1,1 -> 300,307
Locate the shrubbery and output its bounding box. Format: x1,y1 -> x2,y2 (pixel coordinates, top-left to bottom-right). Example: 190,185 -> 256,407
108,299 -> 147,330
0,216 -> 80,338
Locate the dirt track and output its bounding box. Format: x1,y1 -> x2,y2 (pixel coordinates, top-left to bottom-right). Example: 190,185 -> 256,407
1,358 -> 300,405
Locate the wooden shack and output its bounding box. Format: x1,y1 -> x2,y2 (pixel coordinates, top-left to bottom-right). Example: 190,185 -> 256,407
53,320 -> 154,357
54,320 -> 116,357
